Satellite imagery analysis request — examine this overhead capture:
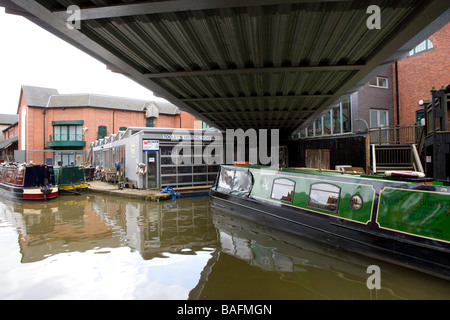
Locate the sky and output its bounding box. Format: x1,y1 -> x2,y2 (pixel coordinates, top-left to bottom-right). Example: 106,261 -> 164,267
0,7 -> 159,116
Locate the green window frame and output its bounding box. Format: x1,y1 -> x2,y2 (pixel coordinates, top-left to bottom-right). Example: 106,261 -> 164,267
53,124 -> 83,141
98,125 -> 107,139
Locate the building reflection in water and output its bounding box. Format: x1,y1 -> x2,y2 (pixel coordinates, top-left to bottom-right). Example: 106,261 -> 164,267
7,195 -> 218,264
1,195 -> 449,300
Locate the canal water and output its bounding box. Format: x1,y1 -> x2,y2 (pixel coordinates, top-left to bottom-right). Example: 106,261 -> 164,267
0,194 -> 449,300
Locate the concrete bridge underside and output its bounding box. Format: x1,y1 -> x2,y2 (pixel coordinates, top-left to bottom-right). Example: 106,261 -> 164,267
1,0 -> 449,135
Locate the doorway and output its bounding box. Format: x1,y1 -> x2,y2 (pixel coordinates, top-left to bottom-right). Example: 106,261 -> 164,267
146,151 -> 160,189
370,109 -> 389,144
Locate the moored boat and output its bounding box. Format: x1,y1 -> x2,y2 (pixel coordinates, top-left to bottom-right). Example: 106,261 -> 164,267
54,165 -> 88,195
0,162 -> 58,200
210,165 -> 450,280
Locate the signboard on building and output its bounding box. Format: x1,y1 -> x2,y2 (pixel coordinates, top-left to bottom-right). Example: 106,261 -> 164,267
143,140 -> 159,151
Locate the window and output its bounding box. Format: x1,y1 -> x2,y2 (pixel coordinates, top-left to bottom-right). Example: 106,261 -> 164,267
314,118 -> 322,136
54,151 -> 83,166
146,118 -> 154,127
370,109 -> 389,144
332,105 -> 341,134
409,39 -> 433,57
341,98 -> 351,133
233,170 -> 252,193
97,125 -> 107,139
271,178 -> 295,203
369,77 -> 388,89
53,125 -> 83,141
308,183 -> 341,213
323,111 -> 331,135
217,167 -> 252,194
299,96 -> 352,139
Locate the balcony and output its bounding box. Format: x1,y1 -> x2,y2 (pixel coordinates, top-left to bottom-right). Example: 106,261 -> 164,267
48,134 -> 86,148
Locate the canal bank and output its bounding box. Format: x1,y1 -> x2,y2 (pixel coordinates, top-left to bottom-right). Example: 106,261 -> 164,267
88,181 -> 211,201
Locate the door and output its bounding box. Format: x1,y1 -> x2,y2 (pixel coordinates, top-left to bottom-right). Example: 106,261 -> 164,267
146,151 -> 159,189
370,109 -> 389,144
306,149 -> 330,170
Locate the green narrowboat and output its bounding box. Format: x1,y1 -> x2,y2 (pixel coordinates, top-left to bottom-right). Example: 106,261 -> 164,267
55,165 -> 88,195
210,165 -> 450,280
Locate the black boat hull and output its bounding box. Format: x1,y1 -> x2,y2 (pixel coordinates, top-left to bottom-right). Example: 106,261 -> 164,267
211,190 -> 450,281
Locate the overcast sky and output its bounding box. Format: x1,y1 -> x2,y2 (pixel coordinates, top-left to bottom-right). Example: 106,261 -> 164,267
0,8 -> 158,116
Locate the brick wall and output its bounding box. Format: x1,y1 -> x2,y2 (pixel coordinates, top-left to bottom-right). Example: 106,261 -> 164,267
357,65 -> 395,128
18,97 -> 200,155
396,22 -> 450,125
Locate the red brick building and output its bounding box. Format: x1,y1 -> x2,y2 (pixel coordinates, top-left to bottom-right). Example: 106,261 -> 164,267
16,85 -> 201,165
395,22 -> 450,125
0,114 -> 18,162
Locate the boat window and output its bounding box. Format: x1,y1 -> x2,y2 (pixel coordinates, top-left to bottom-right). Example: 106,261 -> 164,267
271,178 -> 295,203
308,183 -> 341,213
218,168 -> 235,189
233,170 -> 252,193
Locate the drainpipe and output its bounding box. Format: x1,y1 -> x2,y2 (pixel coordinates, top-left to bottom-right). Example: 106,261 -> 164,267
395,62 -> 400,126
178,112 -> 182,128
43,109 -> 46,149
112,110 -> 116,134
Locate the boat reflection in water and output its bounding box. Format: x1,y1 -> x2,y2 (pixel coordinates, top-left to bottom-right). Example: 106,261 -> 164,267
1,195 -> 449,299
191,208 -> 450,300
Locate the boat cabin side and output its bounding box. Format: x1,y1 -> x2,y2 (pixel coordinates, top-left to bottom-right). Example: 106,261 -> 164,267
0,163 -> 56,187
214,165 -> 375,225
213,165 -> 450,244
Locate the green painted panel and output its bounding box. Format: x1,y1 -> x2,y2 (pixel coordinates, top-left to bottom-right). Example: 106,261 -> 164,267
250,170 -> 374,224
52,120 -> 84,125
377,188 -> 450,242
48,140 -> 86,148
55,166 -> 84,185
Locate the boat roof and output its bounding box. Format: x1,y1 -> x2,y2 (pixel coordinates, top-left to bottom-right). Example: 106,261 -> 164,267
222,164 -> 433,185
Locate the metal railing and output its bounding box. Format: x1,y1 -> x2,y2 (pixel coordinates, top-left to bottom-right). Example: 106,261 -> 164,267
369,123 -> 425,174
369,123 -> 422,145
371,144 -> 424,174
49,134 -> 84,142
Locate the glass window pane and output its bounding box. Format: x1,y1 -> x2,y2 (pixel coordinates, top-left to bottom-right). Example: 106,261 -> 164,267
271,178 -> 295,203
160,147 -> 172,156
308,124 -> 314,137
161,157 -> 173,165
332,106 -> 341,134
193,166 -> 207,173
416,40 -> 427,53
370,110 -> 378,128
179,175 -> 192,183
315,118 -> 322,136
232,170 -> 252,193
369,78 -> 378,86
161,167 -> 176,175
162,176 -> 176,185
177,166 -> 192,174
341,98 -> 351,133
323,112 -> 331,135
69,126 -> 76,140
218,168 -> 234,189
308,183 -> 341,213
54,126 -> 61,141
194,175 -> 207,182
380,111 -> 388,127
76,126 -> 83,141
